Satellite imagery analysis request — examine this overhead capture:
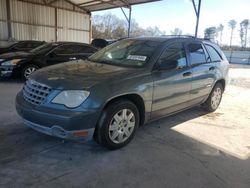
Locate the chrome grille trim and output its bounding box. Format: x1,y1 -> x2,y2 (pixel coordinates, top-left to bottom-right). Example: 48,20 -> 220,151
22,79 -> 52,105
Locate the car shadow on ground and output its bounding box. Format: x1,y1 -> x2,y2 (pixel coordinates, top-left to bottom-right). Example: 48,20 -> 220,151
0,106 -> 210,162
0,106 -> 249,187
0,77 -> 24,84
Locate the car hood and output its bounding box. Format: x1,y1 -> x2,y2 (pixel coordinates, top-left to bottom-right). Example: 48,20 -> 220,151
0,51 -> 32,60
30,60 -> 147,90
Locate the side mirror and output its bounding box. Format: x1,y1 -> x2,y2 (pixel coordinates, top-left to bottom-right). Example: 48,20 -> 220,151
157,60 -> 178,70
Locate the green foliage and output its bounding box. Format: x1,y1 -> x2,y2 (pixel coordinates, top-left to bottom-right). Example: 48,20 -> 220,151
170,28 -> 183,35
239,19 -> 249,48
204,27 -> 217,40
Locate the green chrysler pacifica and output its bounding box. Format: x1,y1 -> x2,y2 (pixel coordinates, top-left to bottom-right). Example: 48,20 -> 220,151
16,36 -> 229,150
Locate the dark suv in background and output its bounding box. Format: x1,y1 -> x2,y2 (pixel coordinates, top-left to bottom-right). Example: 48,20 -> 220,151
0,42 -> 98,79
16,36 -> 229,149
0,40 -> 45,55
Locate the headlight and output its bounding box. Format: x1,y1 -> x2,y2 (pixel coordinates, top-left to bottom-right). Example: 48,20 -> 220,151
52,90 -> 90,108
1,59 -> 23,65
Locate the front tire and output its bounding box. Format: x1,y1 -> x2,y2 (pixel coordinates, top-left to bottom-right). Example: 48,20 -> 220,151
203,83 -> 223,112
95,100 -> 140,150
22,64 -> 39,80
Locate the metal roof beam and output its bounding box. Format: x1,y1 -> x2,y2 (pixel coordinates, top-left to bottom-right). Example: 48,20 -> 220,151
65,0 -> 90,13
77,0 -> 161,12
46,0 -> 59,5
77,0 -> 97,6
119,0 -> 130,8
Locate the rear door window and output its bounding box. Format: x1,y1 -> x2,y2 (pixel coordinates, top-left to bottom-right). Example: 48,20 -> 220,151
14,42 -> 30,50
77,45 -> 97,53
205,44 -> 222,62
14,41 -> 43,50
29,42 -> 43,48
187,43 -> 207,65
53,45 -> 76,55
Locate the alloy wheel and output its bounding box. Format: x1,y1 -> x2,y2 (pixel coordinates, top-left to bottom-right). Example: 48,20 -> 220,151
211,87 -> 222,110
24,67 -> 37,79
108,109 -> 135,144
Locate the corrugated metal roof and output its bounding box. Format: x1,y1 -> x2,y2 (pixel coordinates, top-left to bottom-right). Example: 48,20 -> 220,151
69,0 -> 162,11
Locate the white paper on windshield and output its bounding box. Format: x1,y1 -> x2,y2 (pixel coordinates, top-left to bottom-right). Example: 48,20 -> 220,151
127,55 -> 147,61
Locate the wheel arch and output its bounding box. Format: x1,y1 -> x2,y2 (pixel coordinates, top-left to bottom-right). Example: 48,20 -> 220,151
102,93 -> 146,127
215,79 -> 226,91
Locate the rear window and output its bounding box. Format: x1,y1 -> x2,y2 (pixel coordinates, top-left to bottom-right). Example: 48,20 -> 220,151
205,44 -> 222,62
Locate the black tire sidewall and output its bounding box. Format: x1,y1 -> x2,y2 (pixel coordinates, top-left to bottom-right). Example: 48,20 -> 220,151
204,83 -> 223,112
98,100 -> 140,150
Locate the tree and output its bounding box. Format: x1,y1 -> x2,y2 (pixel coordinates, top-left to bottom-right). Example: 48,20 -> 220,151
228,19 -> 237,47
144,26 -> 165,36
239,22 -> 245,48
239,19 -> 249,48
92,13 -> 165,39
130,19 -> 145,37
171,28 -> 183,35
92,13 -> 127,39
217,24 -> 224,46
204,27 -> 217,40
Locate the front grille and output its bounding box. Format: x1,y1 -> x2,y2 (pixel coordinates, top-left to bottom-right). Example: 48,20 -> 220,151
22,79 -> 52,105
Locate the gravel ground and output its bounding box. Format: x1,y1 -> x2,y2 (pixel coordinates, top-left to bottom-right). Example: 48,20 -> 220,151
0,65 -> 250,188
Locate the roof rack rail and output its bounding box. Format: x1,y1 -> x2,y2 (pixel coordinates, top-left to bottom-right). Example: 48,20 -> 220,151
160,35 -> 195,38
201,37 -> 211,41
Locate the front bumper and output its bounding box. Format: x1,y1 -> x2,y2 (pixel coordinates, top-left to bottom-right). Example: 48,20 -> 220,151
16,92 -> 99,141
22,118 -> 94,140
0,66 -> 14,77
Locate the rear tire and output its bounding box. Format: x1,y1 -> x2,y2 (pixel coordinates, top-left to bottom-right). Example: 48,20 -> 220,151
95,99 -> 139,150
202,83 -> 223,112
22,64 -> 39,80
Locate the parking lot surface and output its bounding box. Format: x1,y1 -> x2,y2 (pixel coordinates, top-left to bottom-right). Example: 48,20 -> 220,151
0,65 -> 250,188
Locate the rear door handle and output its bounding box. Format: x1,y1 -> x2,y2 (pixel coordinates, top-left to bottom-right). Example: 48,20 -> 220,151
209,66 -> 215,71
69,57 -> 76,60
183,72 -> 192,77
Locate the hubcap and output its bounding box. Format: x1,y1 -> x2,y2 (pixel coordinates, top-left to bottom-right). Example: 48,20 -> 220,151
108,109 -> 135,144
211,87 -> 222,110
24,67 -> 37,79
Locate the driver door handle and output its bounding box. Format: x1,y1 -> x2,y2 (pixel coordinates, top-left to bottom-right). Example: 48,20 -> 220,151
209,66 -> 215,71
183,72 -> 192,77
69,57 -> 76,60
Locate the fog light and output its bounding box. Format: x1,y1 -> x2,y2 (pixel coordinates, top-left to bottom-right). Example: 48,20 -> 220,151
52,126 -> 67,137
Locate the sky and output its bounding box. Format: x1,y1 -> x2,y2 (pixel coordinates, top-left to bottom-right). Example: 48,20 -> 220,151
93,0 -> 250,46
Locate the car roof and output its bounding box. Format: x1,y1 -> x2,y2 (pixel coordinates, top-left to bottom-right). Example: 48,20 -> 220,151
125,36 -> 215,45
49,41 -> 90,45
18,40 -> 45,43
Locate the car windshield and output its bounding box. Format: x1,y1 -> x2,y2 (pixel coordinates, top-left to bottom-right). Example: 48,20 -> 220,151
88,39 -> 161,67
30,43 -> 58,54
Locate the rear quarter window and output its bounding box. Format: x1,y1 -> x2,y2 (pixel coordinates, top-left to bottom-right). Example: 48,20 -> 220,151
205,44 -> 223,62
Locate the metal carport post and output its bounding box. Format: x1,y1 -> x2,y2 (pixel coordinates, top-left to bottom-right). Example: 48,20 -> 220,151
192,0 -> 202,37
122,0 -> 202,38
120,6 -> 132,37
